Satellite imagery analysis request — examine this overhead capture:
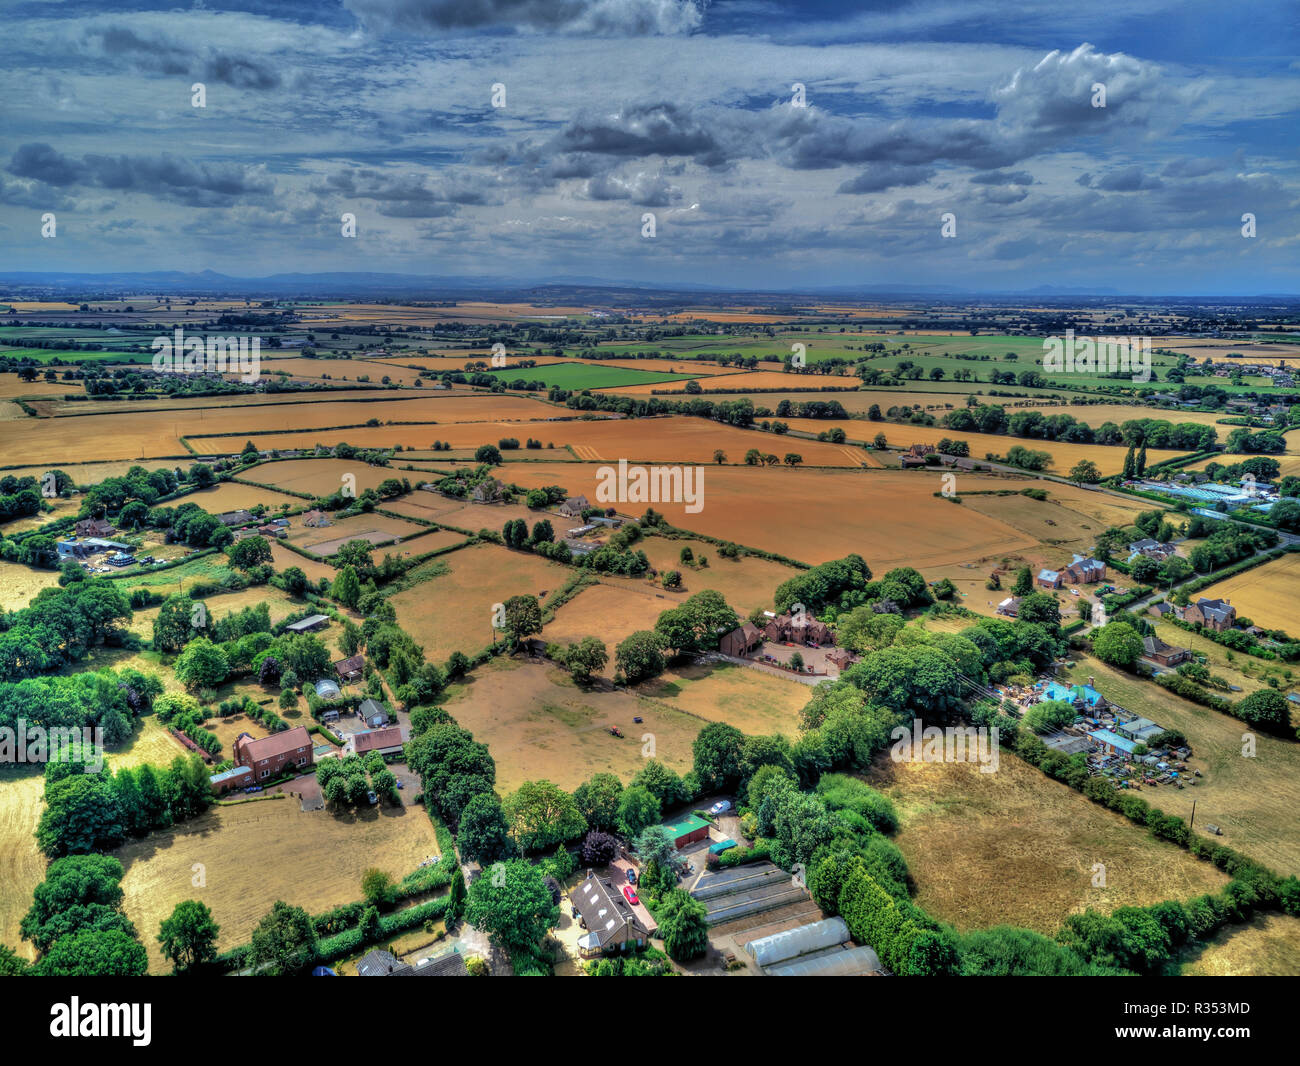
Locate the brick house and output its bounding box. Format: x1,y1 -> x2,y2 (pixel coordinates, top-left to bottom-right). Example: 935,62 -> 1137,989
719,622 -> 763,658
74,517 -> 113,537
1062,554 -> 1106,584
763,613 -> 832,645
1179,597 -> 1236,633
350,726 -> 405,759
1037,568 -> 1063,589
232,726 -> 314,780
1141,635 -> 1192,667
557,495 -> 590,518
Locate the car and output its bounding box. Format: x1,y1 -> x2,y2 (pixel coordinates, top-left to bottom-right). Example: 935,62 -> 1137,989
709,838 -> 737,855
622,884 -> 639,906
708,799 -> 732,816
243,785 -> 263,794
625,868 -> 637,885
395,779 -> 404,788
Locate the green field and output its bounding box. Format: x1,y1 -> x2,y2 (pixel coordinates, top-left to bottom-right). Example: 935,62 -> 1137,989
0,346 -> 153,364
489,361 -> 705,389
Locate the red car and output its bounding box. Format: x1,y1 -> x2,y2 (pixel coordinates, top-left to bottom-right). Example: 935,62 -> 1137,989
622,884 -> 639,906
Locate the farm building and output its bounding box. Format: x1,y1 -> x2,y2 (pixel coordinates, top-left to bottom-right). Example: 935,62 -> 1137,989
351,726 -> 404,759
217,509 -> 255,527
661,813 -> 711,849
826,648 -> 856,671
899,454 -> 927,469
285,614 -> 329,634
1037,568 -> 1062,589
1128,538 -> 1178,562
572,873 -> 649,958
557,495 -> 589,517
74,517 -> 113,537
996,596 -> 1021,617
359,698 -> 389,728
1116,717 -> 1165,744
470,478 -> 504,503
1088,728 -> 1138,760
232,726 -> 314,780
719,622 -> 763,658
334,654 -> 365,682
302,509 -> 332,527
208,765 -> 254,795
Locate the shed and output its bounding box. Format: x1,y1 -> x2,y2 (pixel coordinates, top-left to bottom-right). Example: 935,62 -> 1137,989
661,813 -> 711,849
286,614 -> 329,633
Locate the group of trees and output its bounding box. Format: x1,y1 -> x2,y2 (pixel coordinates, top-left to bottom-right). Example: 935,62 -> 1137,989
0,576 -> 134,680
318,752 -> 398,809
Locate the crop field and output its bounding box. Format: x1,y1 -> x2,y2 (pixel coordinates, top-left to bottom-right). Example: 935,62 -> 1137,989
269,541 -> 337,582
383,493 -> 536,534
388,543 -> 572,664
868,752 -> 1230,933
249,458 -> 407,498
287,511 -> 427,554
600,369 -> 859,394
487,362 -> 707,390
115,797 -> 440,972
1074,654 -> 1300,875
1195,553 -> 1300,634
0,560 -> 62,611
502,462 -> 1038,570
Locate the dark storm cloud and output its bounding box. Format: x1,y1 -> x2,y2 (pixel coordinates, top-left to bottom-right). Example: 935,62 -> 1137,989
88,25 -> 281,89
7,143 -> 273,206
343,0 -> 704,35
313,166 -> 504,217
836,164 -> 936,194
969,169 -> 1034,186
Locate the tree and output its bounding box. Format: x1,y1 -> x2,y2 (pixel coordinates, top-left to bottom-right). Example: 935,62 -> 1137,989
153,593 -> 199,653
1012,566 -> 1033,597
475,444 -> 502,465
560,636 -> 607,683
228,536 -> 272,570
361,868 -> 395,908
464,859 -> 559,958
1236,689 -> 1291,734
658,888 -> 709,961
1069,459 -> 1102,484
632,761 -> 687,809
503,780 -> 586,853
1092,621 -> 1144,669
247,901 -> 318,975
332,565 -> 361,608
573,773 -> 624,832
456,793 -> 514,865
33,929 -> 147,977
616,785 -> 660,837
615,630 -> 668,684
580,829 -> 619,865
693,722 -> 745,793
712,449 -> 727,464
788,650 -> 805,672
158,900 -> 220,974
501,594 -> 542,648
174,637 -> 230,690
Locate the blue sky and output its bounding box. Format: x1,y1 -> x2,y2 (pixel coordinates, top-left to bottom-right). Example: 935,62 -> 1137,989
1,0 -> 1296,293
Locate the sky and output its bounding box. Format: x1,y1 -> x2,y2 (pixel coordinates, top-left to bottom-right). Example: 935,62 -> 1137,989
1,0 -> 1297,294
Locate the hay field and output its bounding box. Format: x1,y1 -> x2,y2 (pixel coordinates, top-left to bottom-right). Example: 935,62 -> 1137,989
0,718 -> 187,963
1076,654 -> 1300,875
287,511 -> 426,553
384,494 -> 535,533
0,561 -> 60,611
250,458 -> 408,497
269,542 -> 337,582
599,535 -> 800,610
116,799 -> 440,972
388,543 -> 571,664
869,753 -> 1230,933
0,459 -> 180,485
502,463 -> 1038,570
542,581 -> 677,665
174,481 -> 303,514
1195,554 -> 1300,633
1179,913 -> 1300,976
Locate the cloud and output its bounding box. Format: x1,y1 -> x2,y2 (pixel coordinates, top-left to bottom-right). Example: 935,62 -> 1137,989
837,163 -> 936,194
343,0 -> 704,36
7,143 -> 273,206
88,25 -> 282,89
584,168 -> 682,206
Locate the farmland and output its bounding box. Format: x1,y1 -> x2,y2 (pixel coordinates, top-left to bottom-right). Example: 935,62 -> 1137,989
1195,553 -> 1300,633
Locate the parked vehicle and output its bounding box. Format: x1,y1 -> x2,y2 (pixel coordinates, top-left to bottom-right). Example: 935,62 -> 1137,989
708,799 -> 732,816
622,884 -> 639,906
626,868 -> 637,884
708,839 -> 737,855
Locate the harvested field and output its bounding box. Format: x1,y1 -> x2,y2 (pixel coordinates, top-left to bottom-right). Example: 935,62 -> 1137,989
290,512 -> 426,556
0,717 -> 188,963
542,581 -> 676,664
868,752 -> 1230,933
777,417 -> 1188,475
1074,653 -> 1300,875
174,480 -> 303,514
600,534 -> 800,609
115,797 -> 440,972
205,415 -> 872,467
502,463 -> 1038,570
250,458 -> 406,498
0,459 -> 180,485
0,561 -> 61,611
388,543 -> 572,664
384,492 -> 539,533
1179,913 -> 1300,976
1195,553 -> 1300,634
269,542 -> 337,582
